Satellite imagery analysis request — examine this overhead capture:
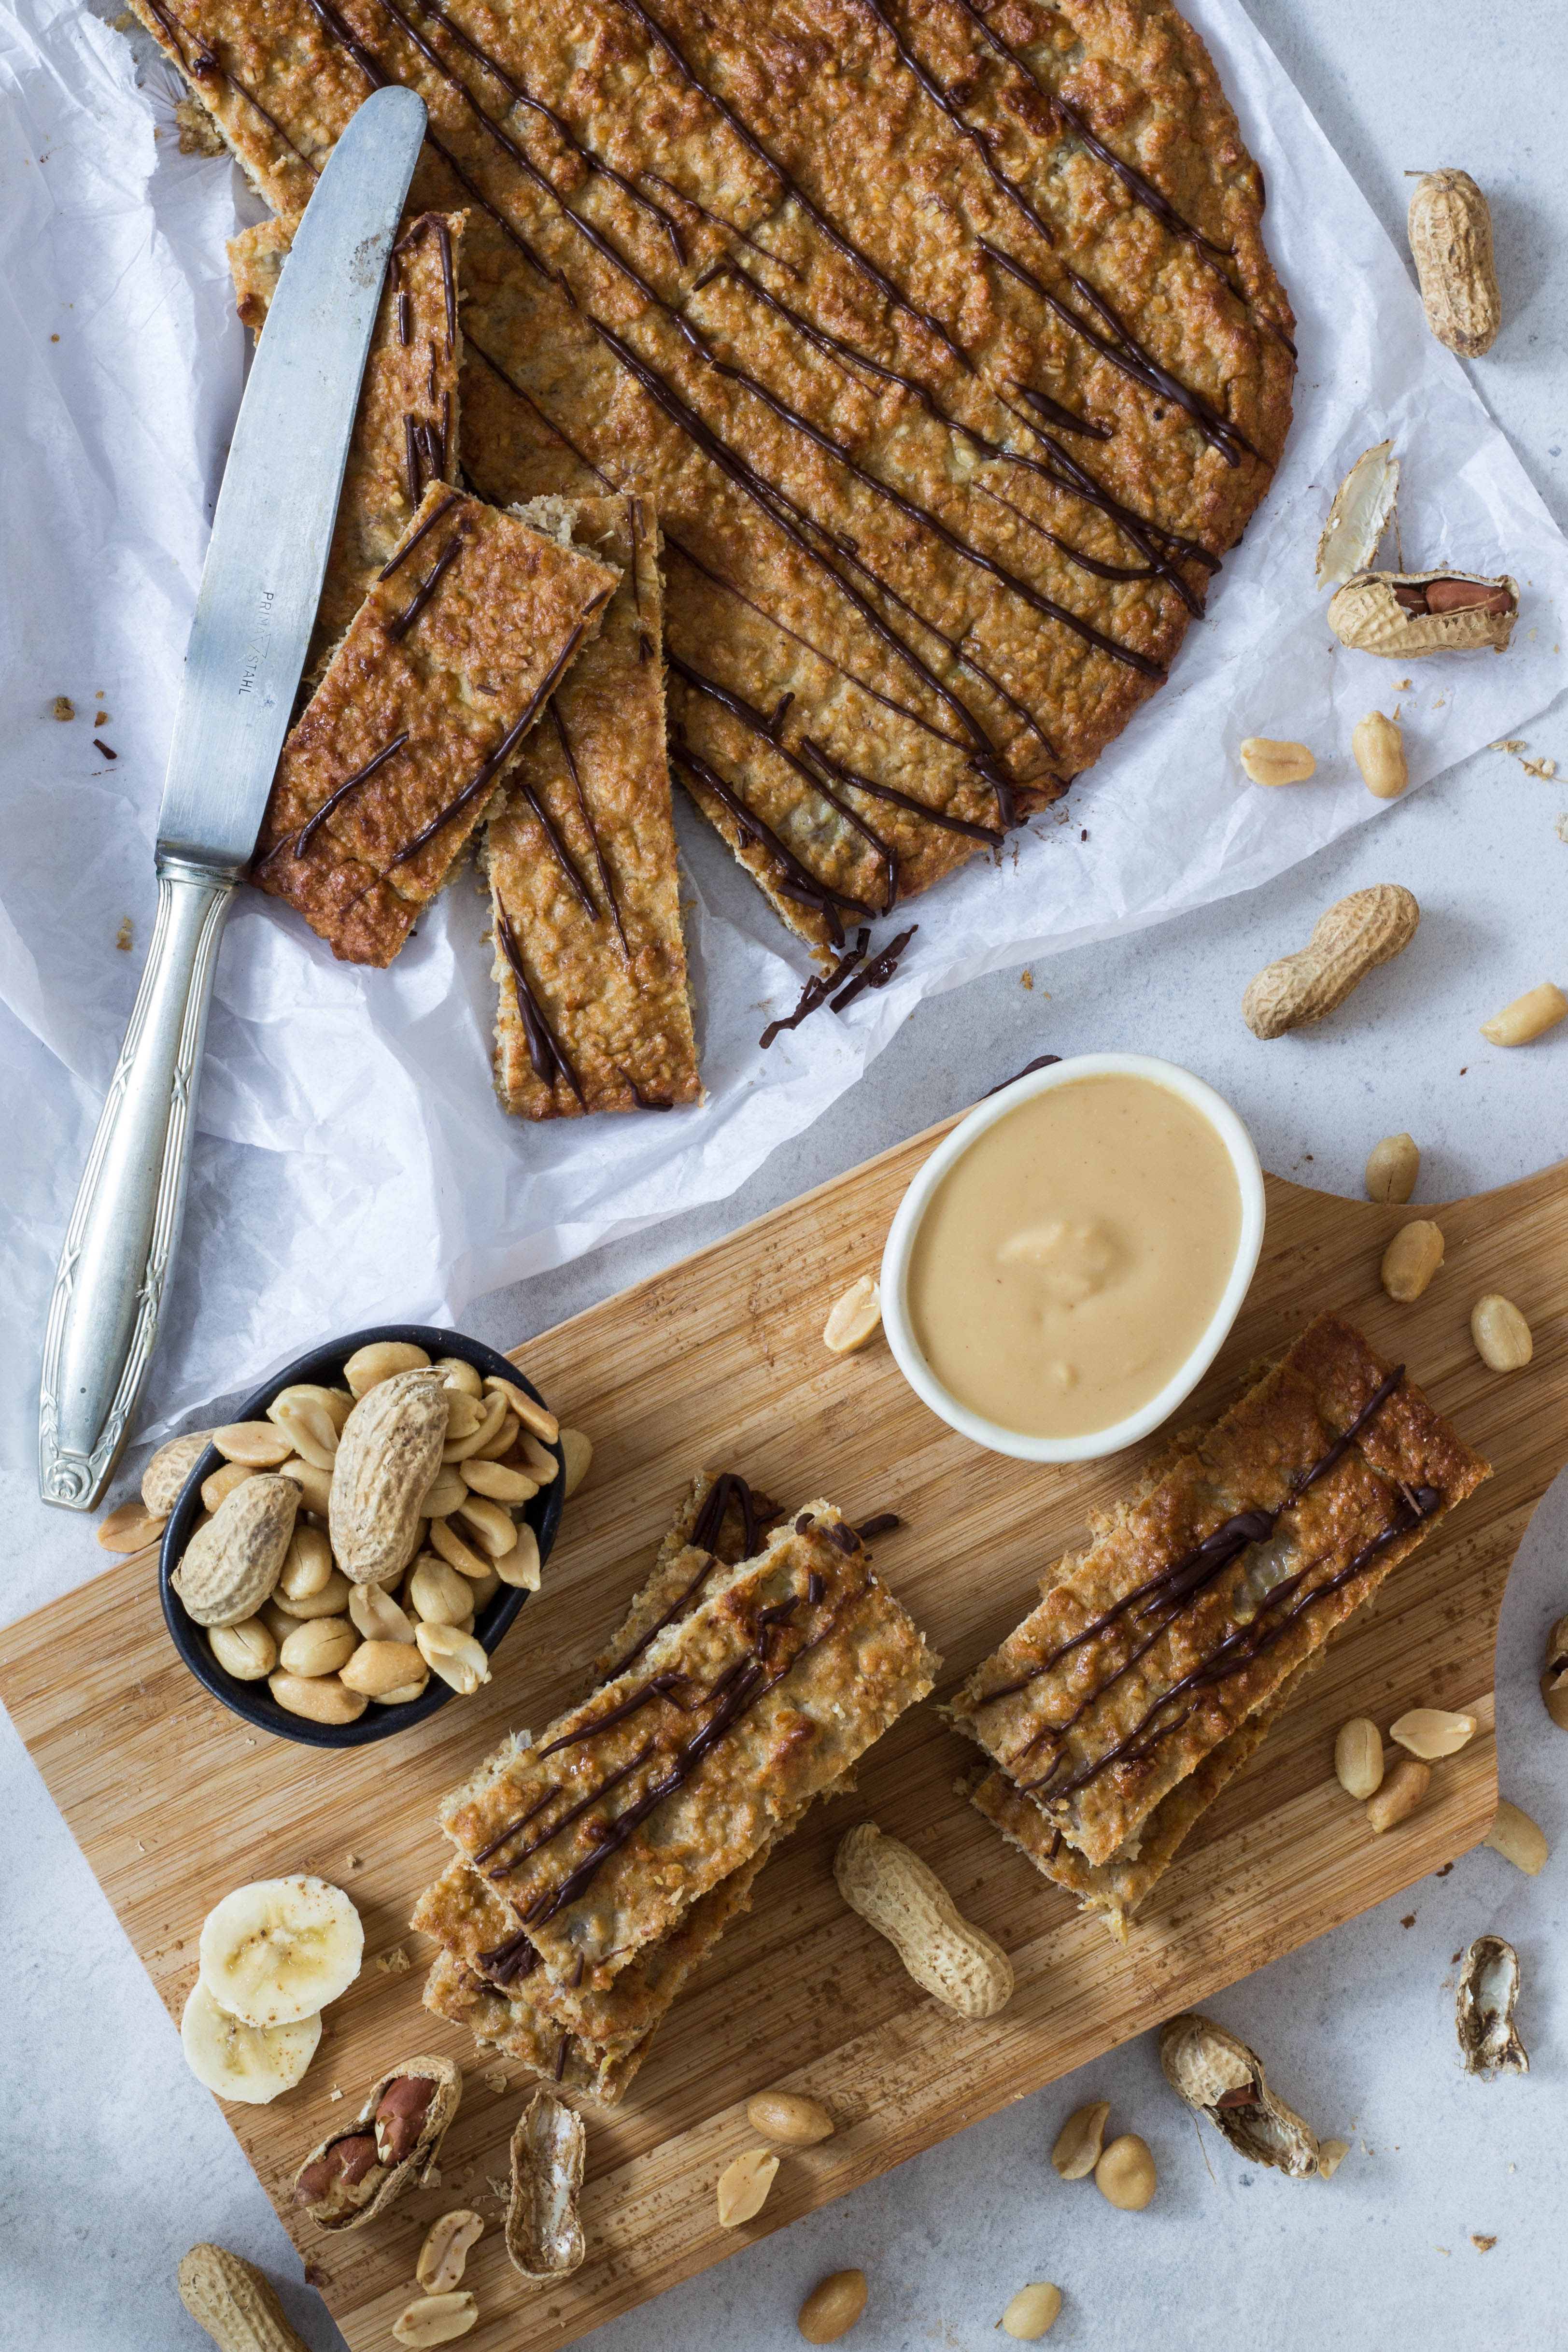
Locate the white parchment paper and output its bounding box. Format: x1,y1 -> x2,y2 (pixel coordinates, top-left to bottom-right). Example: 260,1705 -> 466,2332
2,0 -> 1566,1465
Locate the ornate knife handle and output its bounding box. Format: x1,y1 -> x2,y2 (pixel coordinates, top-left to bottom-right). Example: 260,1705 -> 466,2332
38,855 -> 237,1508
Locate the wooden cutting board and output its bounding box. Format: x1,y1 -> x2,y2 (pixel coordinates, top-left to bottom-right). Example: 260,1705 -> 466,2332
4,1123 -> 1565,2352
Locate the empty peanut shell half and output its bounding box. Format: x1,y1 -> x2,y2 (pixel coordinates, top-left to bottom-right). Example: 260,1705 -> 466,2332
1456,1936 -> 1528,2078
1158,2013 -> 1320,2177
293,2055 -> 460,2230
506,2086 -> 586,2279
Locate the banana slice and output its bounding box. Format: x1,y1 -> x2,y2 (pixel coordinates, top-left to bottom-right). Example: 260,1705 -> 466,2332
198,1875 -> 363,2028
181,1979 -> 320,2104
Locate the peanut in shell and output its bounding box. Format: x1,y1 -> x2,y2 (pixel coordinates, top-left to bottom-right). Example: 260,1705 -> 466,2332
293,2054 -> 460,2230
1328,569 -> 1517,658
172,1474 -> 299,1628
329,1370 -> 449,1586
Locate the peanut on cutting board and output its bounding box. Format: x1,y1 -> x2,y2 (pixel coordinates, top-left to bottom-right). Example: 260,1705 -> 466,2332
833,1823 -> 1013,2017
716,2147 -> 778,2227
1365,1756 -> 1429,1833
1239,738 -> 1315,786
1380,1219 -> 1444,1303
1364,1132 -> 1419,1204
416,2211 -> 484,2295
748,2090 -> 834,2147
823,1272 -> 883,1354
1480,982 -> 1567,1047
1407,169 -> 1501,358
1334,1718 -> 1384,1800
1389,1708 -> 1477,1759
1472,1294 -> 1533,1371
177,2244 -> 310,2352
1242,885 -> 1419,1039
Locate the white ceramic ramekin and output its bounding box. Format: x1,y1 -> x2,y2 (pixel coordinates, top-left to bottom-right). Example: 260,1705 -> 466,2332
879,1053 -> 1266,1465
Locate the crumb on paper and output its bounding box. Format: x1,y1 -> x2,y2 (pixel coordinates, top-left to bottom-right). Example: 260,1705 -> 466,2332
52,695 -> 74,721
1019,968 -> 1033,991
115,918 -> 133,951
1470,2234 -> 1497,2253
95,708 -> 109,725
1436,2246 -> 1451,2257
377,1945 -> 411,1975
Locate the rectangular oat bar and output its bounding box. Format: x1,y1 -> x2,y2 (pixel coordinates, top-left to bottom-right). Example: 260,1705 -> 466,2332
438,1502 -> 937,1988
250,483 -> 618,964
228,209 -> 465,683
951,1314 -> 1488,1869
482,492 -> 702,1116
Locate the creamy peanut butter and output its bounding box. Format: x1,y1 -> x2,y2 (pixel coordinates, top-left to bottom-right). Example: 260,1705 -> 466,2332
906,1076 -> 1243,1439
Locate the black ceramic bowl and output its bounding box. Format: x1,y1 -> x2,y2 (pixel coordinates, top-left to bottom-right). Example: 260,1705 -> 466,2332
159,1324 -> 563,1748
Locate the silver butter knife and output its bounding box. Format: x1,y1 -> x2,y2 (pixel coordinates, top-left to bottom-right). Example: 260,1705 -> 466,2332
38,85 -> 427,1509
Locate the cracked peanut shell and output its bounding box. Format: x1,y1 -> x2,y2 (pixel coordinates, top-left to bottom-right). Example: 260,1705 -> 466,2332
329,1369 -> 449,1586
506,2086 -> 586,2279
293,2053 -> 460,2230
1328,570 -> 1518,658
1456,1936 -> 1528,2077
171,1474 -> 298,1628
1159,2012 -> 1321,2176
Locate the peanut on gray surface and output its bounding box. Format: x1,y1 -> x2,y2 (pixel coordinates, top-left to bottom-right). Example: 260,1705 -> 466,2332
833,1822 -> 1013,2018
1408,168 -> 1501,356
1242,885 -> 1419,1039
1051,2099 -> 1110,2180
1471,1294 -> 1533,1371
1456,1935 -> 1528,2077
1334,1718 -> 1384,1799
1002,2283 -> 1063,2340
1479,981 -> 1568,1046
177,2242 -> 311,2352
1159,2012 -> 1322,2177
1094,2133 -> 1156,2210
1380,1219 -> 1444,1303
1484,1799 -> 1549,1875
1542,1612 -> 1568,1733
1365,1756 -> 1429,1832
797,2269 -> 868,2344
1364,1132 -> 1419,1204
747,2090 -> 833,2147
97,1500 -> 168,1553
173,1475 -> 298,1628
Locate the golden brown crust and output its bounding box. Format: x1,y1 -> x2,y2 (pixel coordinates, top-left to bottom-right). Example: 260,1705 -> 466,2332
952,1313 -> 1490,1867
483,494 -> 702,1117
140,0 -> 1293,956
228,209 -> 467,682
422,1953 -> 645,2102
250,484 -> 618,964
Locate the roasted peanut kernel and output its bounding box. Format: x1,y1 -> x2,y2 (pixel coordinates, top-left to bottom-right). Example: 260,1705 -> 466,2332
485,1373 -> 558,1447
516,1431 -> 557,1482
452,1492 -> 519,1559
434,1357 -> 483,1398
471,1409 -> 520,1463
1380,1219 -> 1444,1302
560,1428 -> 593,1500
1352,710 -> 1408,799
267,1670 -> 367,1725
1365,1132 -> 1419,1204
213,1421 -> 297,1469
1484,1799 -> 1549,1876
208,1618 -> 277,1681
271,1567 -> 353,1621
1002,2283 -> 1063,2341
341,1640 -> 431,1700
201,1461 -> 256,1514
1390,1707 -> 1477,1759
391,2294 -> 478,2348
428,1517 -> 493,1580
1095,2133 -> 1157,2210
1051,2098 -> 1110,2180
1240,737 -> 1316,786
442,1391 -> 484,1444
97,1500 -> 168,1553
797,2269 -> 867,2344
461,1456 -> 538,1504
1317,2138 -> 1350,2179
1480,982 -> 1568,1047
824,1273 -> 883,1355
1541,1612 -> 1568,1732
344,1341 -> 431,1397
269,1396 -> 340,1470
1334,1717 -> 1384,1800
415,1621 -> 492,1696
716,2147 -> 779,2227
409,1555 -> 477,1626
1471,1293 -> 1533,1372
420,1465 -> 468,1521
276,1456 -> 332,1515
416,2211 -> 484,2295
494,1523 -> 542,1591
442,1389 -> 506,1464
350,1582 -> 418,1644
1365,1755 -> 1429,1832
278,1524 -> 333,1603
278,1616 -> 357,1678
747,2090 -> 834,2147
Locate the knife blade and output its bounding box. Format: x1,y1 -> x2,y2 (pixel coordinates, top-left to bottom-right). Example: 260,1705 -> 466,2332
39,85 -> 427,1510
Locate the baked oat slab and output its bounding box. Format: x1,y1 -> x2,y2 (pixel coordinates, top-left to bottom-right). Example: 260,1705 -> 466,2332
483,494 -> 702,1117
438,1503 -> 937,1988
229,209 -> 466,681
250,483 -> 618,964
136,0 -> 1294,956
952,1314 -> 1489,1869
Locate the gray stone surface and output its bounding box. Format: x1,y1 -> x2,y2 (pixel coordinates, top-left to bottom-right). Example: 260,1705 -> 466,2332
4,0 -> 1566,2345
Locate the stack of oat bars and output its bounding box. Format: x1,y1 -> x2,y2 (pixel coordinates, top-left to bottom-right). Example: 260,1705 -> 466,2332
952,1313 -> 1490,1940
412,1473 -> 937,2100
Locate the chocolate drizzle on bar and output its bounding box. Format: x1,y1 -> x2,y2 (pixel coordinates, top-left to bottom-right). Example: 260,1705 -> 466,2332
378,489 -> 462,581
976,1364 -> 1410,1711
496,905 -> 585,1106
857,0 -> 1057,251
670,742 -> 875,949
143,0 -> 321,180
290,732 -> 410,859
384,527 -> 466,639
547,699 -> 631,957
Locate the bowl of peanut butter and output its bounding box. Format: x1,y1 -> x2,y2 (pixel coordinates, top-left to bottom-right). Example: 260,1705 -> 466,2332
880,1055 -> 1265,1463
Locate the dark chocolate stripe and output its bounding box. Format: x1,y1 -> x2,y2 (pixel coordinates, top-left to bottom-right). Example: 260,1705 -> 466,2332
143,0 -> 320,178
638,167 -> 802,278
800,736 -> 1003,847
512,772 -> 598,918
830,923 -> 917,1010
292,733 -> 410,859
548,699 -> 631,957
385,526 -> 465,638
670,742 -> 875,948
760,933 -> 869,1051
377,488 -> 462,580
496,904 -> 585,1106
857,0 -> 1056,249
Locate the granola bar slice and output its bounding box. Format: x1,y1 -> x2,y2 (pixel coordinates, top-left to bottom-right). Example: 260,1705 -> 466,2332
421,1951 -> 643,2104
951,1314 -> 1489,1869
250,483 -> 617,964
438,1504 -> 937,1988
482,493 -> 702,1117
228,209 -> 465,683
